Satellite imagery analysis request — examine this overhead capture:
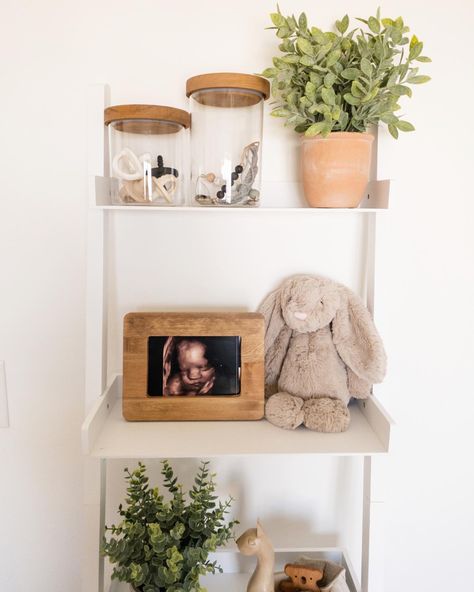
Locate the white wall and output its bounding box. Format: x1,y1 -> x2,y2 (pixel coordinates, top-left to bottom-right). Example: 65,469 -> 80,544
1,1 -> 473,591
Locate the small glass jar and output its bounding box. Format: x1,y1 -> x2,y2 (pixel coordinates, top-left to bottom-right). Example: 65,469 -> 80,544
186,73 -> 270,207
105,105 -> 190,206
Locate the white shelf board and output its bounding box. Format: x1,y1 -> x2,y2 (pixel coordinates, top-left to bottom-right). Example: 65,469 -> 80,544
108,547 -> 359,592
94,177 -> 390,212
96,205 -> 385,212
82,375 -> 392,458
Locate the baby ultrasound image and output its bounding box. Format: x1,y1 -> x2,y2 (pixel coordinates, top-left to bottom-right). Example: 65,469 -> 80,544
147,336 -> 241,396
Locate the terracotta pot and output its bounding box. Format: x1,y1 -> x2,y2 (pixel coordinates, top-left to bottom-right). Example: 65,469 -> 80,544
301,132 -> 374,208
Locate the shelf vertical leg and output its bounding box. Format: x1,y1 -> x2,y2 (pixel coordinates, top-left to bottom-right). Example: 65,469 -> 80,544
361,456 -> 371,592
361,456 -> 386,592
84,83 -> 110,592
85,83 -> 110,412
98,458 -> 107,592
362,212 -> 377,316
360,124 -> 384,591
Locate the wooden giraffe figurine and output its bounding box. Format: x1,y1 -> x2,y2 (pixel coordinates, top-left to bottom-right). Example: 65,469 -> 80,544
237,520 -> 275,592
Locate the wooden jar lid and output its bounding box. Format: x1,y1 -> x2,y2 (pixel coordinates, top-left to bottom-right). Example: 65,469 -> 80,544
104,104 -> 191,134
186,73 -> 270,107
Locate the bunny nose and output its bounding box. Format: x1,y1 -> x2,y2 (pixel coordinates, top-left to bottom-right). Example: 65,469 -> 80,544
294,311 -> 307,320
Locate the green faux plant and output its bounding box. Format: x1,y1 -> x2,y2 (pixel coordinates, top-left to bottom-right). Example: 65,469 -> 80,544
262,6 -> 431,138
102,461 -> 238,592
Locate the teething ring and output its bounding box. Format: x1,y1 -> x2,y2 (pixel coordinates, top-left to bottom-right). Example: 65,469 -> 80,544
113,148 -> 144,181
152,174 -> 177,203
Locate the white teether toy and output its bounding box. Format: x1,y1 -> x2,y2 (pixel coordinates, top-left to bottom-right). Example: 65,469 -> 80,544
113,148 -> 145,181
152,174 -> 177,203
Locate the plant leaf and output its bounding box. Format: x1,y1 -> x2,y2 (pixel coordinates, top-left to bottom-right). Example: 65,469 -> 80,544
410,34 -> 419,48
368,16 -> 381,33
336,14 -> 349,34
281,54 -> 301,64
277,27 -> 291,38
299,55 -> 316,66
391,84 -> 412,97
343,93 -> 361,106
407,75 -> 431,84
261,67 -> 278,78
298,12 -> 308,30
324,72 -> 337,87
351,80 -> 365,98
341,67 -> 361,80
380,113 -> 398,124
321,87 -> 336,105
297,37 -> 314,56
360,58 -> 372,77
270,13 -> 286,27
305,81 -> 316,101
271,108 -> 292,117
409,42 -> 423,60
388,124 -> 399,138
326,50 -> 341,67
305,121 -> 327,137
395,120 -> 415,131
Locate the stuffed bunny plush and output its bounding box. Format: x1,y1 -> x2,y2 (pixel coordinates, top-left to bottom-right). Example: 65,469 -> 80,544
259,275 -> 386,432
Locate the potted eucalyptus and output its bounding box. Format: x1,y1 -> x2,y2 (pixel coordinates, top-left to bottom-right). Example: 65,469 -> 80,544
102,461 -> 238,592
262,7 -> 431,207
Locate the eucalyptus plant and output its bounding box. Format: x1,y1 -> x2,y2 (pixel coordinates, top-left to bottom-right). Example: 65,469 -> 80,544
102,461 -> 238,592
262,7 -> 431,138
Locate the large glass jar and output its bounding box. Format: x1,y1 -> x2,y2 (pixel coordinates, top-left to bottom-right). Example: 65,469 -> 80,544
186,73 -> 270,207
105,105 -> 190,206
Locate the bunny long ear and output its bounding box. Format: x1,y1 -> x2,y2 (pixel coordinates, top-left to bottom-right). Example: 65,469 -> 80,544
259,289 -> 284,350
331,288 -> 387,383
258,289 -> 292,389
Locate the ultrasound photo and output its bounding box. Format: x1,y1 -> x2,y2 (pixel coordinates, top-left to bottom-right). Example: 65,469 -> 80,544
147,336 -> 241,396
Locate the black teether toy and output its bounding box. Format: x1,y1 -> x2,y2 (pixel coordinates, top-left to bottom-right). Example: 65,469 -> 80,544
152,155 -> 179,179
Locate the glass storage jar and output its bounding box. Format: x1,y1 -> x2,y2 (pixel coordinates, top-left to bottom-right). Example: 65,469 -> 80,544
186,73 -> 270,207
105,104 -> 190,206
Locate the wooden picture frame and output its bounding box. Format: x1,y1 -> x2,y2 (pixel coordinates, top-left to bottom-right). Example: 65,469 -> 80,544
123,312 -> 265,421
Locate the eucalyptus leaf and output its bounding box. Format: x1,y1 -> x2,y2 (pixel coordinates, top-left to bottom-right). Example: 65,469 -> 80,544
351,80 -> 365,98
324,72 -> 337,87
326,50 -> 342,67
277,27 -> 291,38
395,120 -> 415,131
261,67 -> 278,78
271,13 -> 286,27
271,108 -> 292,117
305,81 -> 316,101
297,37 -> 314,56
341,67 -> 361,80
391,84 -> 412,96
360,58 -> 372,76
336,14 -> 349,34
298,12 -> 308,30
299,55 -> 316,66
407,75 -> 431,84
368,16 -> 381,33
311,27 -> 326,44
281,54 -> 301,64
343,93 -> 361,106
305,121 -> 328,136
409,42 -> 423,60
321,87 -> 336,105
388,124 -> 399,138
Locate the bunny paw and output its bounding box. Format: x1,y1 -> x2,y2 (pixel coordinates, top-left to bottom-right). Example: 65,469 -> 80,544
265,392 -> 304,430
303,398 -> 350,432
